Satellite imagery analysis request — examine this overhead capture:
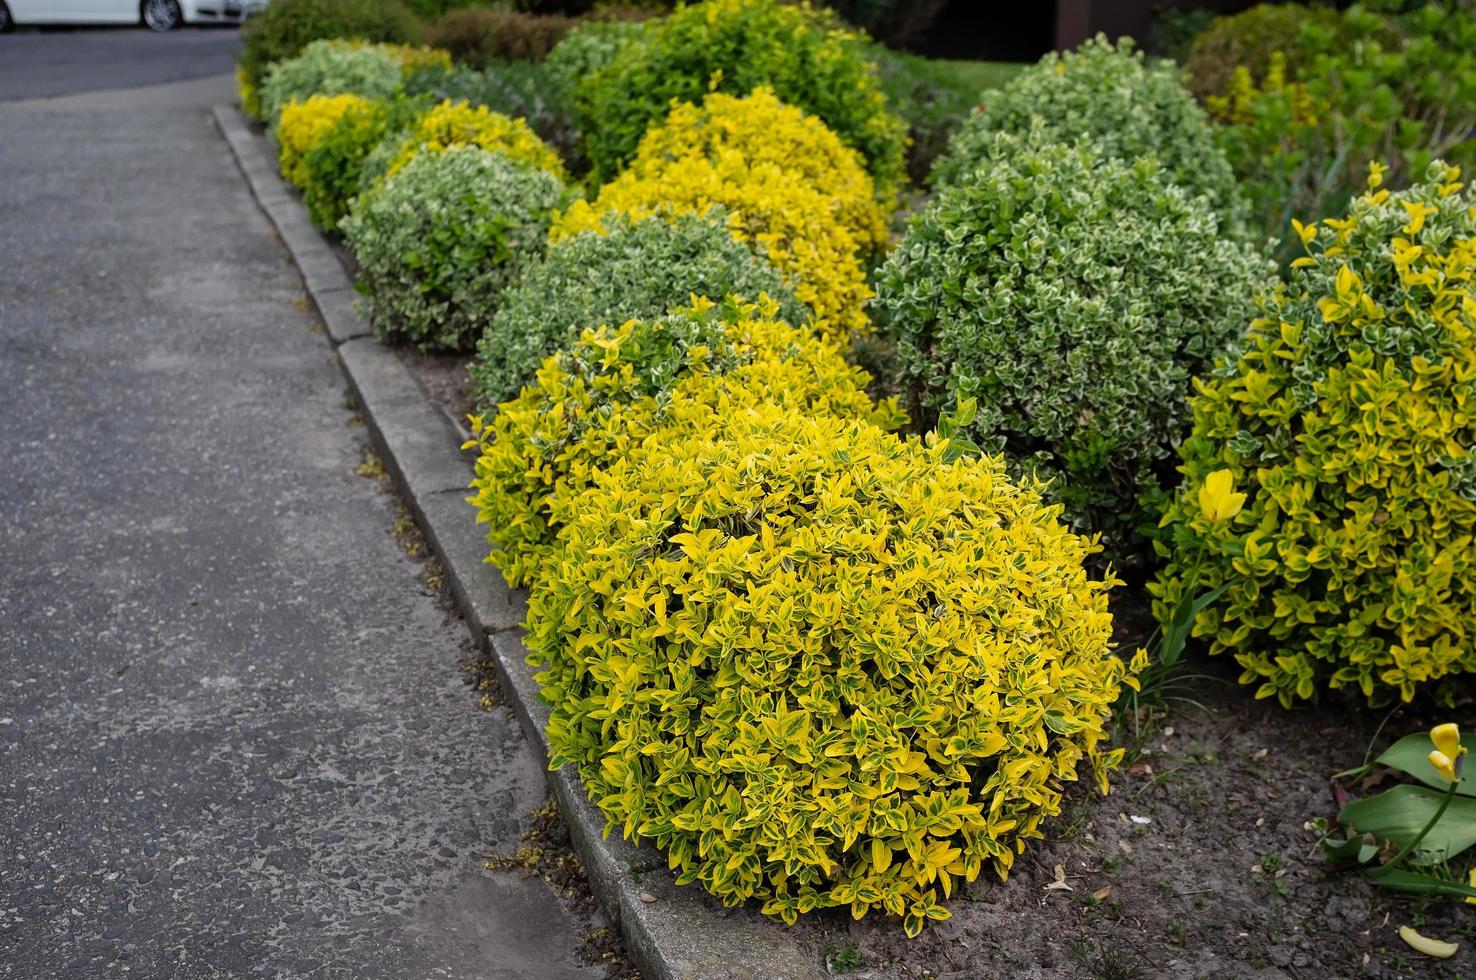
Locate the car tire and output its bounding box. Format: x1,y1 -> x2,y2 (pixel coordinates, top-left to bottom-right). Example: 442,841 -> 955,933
141,0 -> 182,31
0,2 -> 13,33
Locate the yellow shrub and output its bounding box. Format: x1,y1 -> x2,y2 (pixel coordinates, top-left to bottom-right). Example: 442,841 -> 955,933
551,154 -> 873,346
236,63 -> 259,119
1153,162 -> 1476,706
276,93 -> 371,188
384,99 -> 566,182
372,42 -> 452,75
465,297 -> 901,588
630,88 -> 891,255
528,403 -> 1134,934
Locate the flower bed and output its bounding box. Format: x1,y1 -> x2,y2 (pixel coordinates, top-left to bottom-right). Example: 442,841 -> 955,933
240,0 -> 1476,958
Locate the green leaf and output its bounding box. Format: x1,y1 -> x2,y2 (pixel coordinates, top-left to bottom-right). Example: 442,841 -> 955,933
1340,785 -> 1476,862
1374,732 -> 1476,797
1322,833 -> 1380,866
1362,866 -> 1476,901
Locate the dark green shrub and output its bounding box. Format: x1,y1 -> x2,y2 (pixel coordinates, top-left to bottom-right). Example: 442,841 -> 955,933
238,0 -> 423,119
1206,3 -> 1476,264
824,0 -> 945,46
425,8 -> 577,63
400,62 -> 579,168
931,36 -> 1244,228
876,133 -> 1274,565
1184,3 -> 1345,101
573,0 -> 907,191
469,211 -> 806,408
1144,5 -> 1217,62
341,146 -> 567,351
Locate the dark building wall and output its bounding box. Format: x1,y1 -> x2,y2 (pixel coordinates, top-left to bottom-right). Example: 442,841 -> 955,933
1059,0 -> 1257,51
914,0 -> 1261,61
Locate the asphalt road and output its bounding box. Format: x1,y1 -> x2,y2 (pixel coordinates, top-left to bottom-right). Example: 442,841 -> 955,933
0,27 -> 243,101
0,44 -> 605,980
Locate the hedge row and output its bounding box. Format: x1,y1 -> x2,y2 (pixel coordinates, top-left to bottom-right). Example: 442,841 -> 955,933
243,0 -> 1476,933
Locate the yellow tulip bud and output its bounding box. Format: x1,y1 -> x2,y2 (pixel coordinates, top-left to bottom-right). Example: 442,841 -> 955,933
1468,867 -> 1476,907
1430,723 -> 1463,760
1428,750 -> 1459,783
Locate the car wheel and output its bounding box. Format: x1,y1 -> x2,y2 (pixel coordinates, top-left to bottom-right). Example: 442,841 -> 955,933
141,0 -> 181,31
0,2 -> 13,33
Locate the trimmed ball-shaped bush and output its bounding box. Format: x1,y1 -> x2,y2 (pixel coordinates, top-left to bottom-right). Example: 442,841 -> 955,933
1184,3 -> 1345,102
380,98 -> 567,182
527,403 -> 1135,933
551,152 -> 874,347
1152,163 -> 1476,707
260,40 -> 403,130
875,133 -> 1274,563
628,88 -> 890,255
931,35 -> 1242,225
276,93 -> 371,189
341,145 -> 565,351
296,95 -> 429,231
573,0 -> 907,191
468,212 -> 805,410
238,0 -> 422,120
466,297 -> 899,587
543,17 -> 647,93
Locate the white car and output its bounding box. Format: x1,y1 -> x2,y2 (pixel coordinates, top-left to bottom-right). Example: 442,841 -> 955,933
1,0 -> 266,32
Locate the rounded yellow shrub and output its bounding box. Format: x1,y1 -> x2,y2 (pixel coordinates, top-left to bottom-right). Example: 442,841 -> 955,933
276,93 -> 372,188
527,403 -> 1134,934
629,88 -> 891,256
465,297 -> 901,588
1153,162 -> 1476,706
550,155 -> 873,346
384,99 -> 566,183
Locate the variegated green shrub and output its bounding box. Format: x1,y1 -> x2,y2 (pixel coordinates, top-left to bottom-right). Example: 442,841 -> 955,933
931,35 -> 1243,227
468,211 -> 805,410
876,133 -> 1274,565
341,145 -> 565,351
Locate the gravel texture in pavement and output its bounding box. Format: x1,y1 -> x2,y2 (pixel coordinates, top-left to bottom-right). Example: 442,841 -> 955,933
0,78 -> 605,979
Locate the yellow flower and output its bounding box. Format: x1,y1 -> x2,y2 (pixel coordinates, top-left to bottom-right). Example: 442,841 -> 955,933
1198,469 -> 1246,524
1467,867 -> 1475,906
1428,750 -> 1459,783
1431,722 -> 1463,760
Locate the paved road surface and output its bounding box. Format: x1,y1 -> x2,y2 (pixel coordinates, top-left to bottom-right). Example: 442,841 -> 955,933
0,27 -> 242,101
0,52 -> 604,980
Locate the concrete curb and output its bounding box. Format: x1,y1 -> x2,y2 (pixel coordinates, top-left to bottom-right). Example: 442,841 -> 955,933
213,104 -> 823,980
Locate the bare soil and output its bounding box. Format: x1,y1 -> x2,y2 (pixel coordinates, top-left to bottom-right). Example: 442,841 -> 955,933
790,659 -> 1476,980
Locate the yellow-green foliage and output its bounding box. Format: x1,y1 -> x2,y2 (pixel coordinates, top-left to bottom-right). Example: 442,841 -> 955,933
1153,163 -> 1476,707
371,41 -> 452,75
236,64 -> 260,119
573,0 -> 908,192
630,88 -> 891,256
551,153 -> 873,346
527,403 -> 1134,934
383,98 -> 566,182
276,93 -> 371,188
465,297 -> 899,588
